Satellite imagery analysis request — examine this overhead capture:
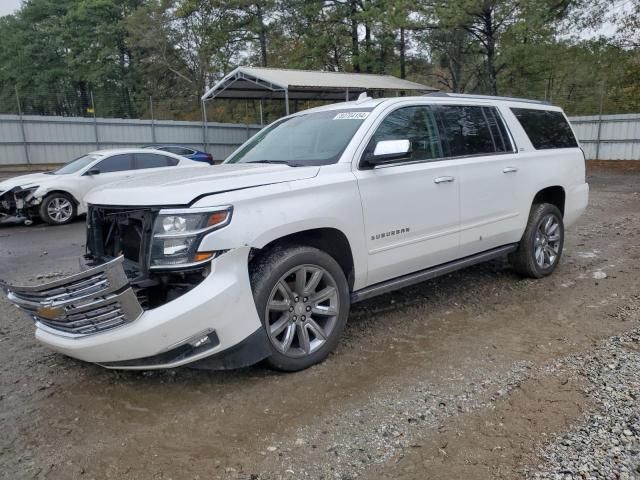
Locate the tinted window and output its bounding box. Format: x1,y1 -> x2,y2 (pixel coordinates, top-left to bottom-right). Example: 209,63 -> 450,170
368,106 -> 443,162
432,105 -> 496,157
511,108 -> 578,149
95,154 -> 133,173
135,153 -> 178,169
484,107 -> 514,153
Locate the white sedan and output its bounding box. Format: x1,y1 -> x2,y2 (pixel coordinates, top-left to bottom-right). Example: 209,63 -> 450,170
0,149 -> 207,226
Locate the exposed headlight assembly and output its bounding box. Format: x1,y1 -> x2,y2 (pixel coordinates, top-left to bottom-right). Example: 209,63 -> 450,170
150,206 -> 232,269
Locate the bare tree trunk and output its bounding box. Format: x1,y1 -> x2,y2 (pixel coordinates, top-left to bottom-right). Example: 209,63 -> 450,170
399,27 -> 406,79
256,3 -> 268,67
483,8 -> 498,95
365,22 -> 372,73
350,0 -> 360,72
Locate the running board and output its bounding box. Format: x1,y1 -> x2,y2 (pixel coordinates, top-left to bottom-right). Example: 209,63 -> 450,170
351,244 -> 518,303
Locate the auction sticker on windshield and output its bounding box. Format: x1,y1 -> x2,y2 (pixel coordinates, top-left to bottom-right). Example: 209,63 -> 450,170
333,112 -> 370,120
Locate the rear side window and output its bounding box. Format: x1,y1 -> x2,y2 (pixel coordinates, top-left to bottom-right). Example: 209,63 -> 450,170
432,105 -> 497,157
511,108 -> 578,149
483,107 -> 514,153
95,154 -> 134,173
135,153 -> 178,169
369,106 -> 444,162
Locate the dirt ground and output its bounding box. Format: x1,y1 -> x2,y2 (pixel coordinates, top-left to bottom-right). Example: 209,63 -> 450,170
0,168 -> 639,479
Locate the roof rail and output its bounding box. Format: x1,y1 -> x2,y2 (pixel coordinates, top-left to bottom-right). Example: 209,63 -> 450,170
425,92 -> 551,106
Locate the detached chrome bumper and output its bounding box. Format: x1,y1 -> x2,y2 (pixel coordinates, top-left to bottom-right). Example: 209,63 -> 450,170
2,247 -> 269,370
2,256 -> 143,337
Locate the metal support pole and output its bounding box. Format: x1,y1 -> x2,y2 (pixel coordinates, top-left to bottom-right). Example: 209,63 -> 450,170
149,96 -> 156,144
14,86 -> 31,170
284,89 -> 290,115
595,82 -> 606,161
345,88 -> 349,101
259,99 -> 264,126
90,91 -> 99,150
201,99 -> 208,152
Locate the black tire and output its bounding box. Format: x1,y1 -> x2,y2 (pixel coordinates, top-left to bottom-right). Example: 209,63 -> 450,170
510,203 -> 564,278
250,245 -> 350,372
38,192 -> 77,225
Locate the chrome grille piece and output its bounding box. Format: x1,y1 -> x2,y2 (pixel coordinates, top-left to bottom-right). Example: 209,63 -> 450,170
2,256 -> 143,337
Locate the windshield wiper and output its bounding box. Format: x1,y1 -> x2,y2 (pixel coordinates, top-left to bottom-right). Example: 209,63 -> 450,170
246,160 -> 305,167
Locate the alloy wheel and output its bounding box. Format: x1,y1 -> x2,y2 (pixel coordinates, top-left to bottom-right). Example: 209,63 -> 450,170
47,197 -> 73,223
534,213 -> 561,269
265,264 -> 340,358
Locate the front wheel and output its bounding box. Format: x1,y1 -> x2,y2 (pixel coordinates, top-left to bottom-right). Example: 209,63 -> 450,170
250,246 -> 350,372
38,193 -> 77,225
510,203 -> 564,278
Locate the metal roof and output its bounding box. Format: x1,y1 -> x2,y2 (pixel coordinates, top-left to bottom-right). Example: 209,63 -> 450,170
202,67 -> 437,102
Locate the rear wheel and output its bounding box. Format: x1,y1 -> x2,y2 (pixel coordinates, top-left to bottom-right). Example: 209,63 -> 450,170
250,246 -> 350,372
38,193 -> 76,225
510,203 -> 564,278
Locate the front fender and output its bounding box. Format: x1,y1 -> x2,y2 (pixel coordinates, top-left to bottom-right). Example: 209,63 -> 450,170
195,171 -> 369,289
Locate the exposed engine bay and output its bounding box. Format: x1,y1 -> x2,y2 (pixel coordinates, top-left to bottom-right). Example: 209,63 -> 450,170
85,205 -> 208,309
0,186 -> 41,225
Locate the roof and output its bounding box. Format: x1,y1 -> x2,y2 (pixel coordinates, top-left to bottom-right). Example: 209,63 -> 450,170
202,67 -> 437,101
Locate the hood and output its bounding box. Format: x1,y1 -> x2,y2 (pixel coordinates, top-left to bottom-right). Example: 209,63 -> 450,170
0,172 -> 57,193
85,163 -> 320,206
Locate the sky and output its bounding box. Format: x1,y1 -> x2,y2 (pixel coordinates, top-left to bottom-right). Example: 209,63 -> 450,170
0,0 -> 21,17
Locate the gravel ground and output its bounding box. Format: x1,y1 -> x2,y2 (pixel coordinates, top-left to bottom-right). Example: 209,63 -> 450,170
529,329 -> 640,480
0,167 -> 639,480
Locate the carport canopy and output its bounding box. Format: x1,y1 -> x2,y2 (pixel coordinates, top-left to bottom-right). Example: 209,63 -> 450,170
201,66 -> 437,116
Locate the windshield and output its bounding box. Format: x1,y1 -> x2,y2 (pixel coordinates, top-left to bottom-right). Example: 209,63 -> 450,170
225,109 -> 372,166
52,154 -> 102,175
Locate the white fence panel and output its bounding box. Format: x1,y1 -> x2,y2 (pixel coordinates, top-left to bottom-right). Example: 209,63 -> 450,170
569,114 -> 640,160
0,114 -> 262,167
1,112 -> 638,167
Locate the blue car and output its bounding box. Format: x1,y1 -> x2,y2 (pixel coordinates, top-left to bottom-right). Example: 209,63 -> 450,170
142,145 -> 215,164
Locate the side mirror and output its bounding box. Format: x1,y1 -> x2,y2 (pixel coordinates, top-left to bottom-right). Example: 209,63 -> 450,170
364,139 -> 411,166
86,168 -> 100,176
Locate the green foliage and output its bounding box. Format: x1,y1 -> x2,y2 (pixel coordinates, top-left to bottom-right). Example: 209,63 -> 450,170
0,0 -> 637,120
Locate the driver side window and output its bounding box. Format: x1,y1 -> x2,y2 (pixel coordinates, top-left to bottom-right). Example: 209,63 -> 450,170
368,106 -> 444,163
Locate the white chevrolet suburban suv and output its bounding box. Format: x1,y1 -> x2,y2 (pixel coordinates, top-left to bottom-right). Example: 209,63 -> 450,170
2,93 -> 589,372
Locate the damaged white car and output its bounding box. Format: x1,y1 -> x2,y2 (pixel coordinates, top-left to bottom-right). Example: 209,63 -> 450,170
0,149 -> 206,226
2,94 -> 588,372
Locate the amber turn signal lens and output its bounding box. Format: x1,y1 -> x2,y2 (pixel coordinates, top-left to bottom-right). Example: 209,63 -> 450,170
194,252 -> 215,262
207,212 -> 228,227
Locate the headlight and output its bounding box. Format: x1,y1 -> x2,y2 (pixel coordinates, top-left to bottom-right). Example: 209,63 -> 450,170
150,206 -> 232,269
14,185 -> 39,199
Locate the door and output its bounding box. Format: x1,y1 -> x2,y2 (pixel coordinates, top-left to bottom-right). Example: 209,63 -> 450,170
354,105 -> 461,286
79,153 -> 136,205
432,105 -> 521,257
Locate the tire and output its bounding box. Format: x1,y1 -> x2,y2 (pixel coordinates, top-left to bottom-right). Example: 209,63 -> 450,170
510,203 -> 564,278
38,192 -> 77,225
250,245 -> 350,372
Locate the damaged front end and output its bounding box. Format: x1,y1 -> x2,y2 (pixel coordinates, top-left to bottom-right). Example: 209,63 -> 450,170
0,186 -> 41,225
84,204 -> 216,311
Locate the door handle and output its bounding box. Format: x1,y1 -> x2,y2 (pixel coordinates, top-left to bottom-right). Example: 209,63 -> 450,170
502,167 -> 518,174
434,176 -> 455,184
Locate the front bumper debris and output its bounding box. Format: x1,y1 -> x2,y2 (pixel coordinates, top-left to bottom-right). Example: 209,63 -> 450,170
1,256 -> 143,337
0,186 -> 41,224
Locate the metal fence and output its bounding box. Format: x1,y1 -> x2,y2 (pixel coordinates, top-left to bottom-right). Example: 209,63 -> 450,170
0,114 -> 262,167
570,114 -> 640,161
0,111 -> 638,168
